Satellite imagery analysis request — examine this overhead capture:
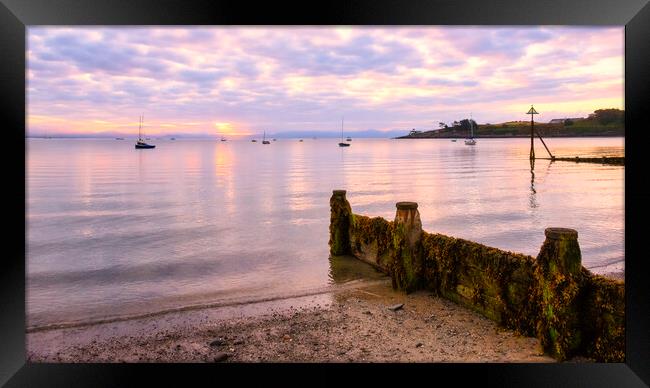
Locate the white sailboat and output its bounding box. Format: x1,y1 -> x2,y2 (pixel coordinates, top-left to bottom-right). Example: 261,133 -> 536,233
338,117 -> 350,147
464,117 -> 476,146
135,115 -> 155,149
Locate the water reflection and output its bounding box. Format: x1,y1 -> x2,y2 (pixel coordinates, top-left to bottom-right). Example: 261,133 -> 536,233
27,138 -> 625,325
285,141 -> 313,213
528,158 -> 555,210
213,142 -> 236,216
327,254 -> 387,284
529,158 -> 538,209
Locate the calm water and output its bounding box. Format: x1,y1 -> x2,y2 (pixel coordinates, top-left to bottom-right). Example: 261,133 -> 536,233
26,137 -> 624,327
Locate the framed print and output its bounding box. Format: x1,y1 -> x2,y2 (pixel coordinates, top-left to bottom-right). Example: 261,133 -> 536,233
2,0 -> 649,386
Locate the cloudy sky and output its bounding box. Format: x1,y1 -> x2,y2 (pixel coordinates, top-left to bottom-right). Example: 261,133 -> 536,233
27,27 -> 623,137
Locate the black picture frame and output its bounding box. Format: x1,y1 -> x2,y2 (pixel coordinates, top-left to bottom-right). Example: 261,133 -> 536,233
2,0 -> 649,386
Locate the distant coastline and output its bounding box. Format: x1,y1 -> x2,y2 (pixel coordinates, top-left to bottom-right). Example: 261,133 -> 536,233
397,108 -> 624,139
395,133 -> 624,139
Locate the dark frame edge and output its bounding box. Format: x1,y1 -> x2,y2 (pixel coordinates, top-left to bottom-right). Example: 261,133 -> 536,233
0,0 -> 26,387
1,0 -> 649,386
1,0 -> 649,25
624,0 -> 650,386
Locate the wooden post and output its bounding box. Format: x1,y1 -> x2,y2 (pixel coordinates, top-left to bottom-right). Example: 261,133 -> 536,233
527,105 -> 539,160
390,202 -> 423,292
530,115 -> 535,160
329,190 -> 352,256
534,227 -> 584,360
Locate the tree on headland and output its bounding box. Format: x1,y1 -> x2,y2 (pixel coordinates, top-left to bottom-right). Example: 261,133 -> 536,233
458,119 -> 478,132
593,109 -> 624,125
439,122 -> 448,129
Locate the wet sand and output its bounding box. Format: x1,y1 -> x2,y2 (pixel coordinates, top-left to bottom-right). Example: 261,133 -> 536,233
27,278 -> 561,363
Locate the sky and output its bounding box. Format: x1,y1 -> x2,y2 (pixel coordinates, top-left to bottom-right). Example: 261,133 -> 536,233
27,26 -> 624,138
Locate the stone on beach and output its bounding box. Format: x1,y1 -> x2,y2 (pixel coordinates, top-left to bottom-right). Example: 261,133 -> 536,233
209,339 -> 225,347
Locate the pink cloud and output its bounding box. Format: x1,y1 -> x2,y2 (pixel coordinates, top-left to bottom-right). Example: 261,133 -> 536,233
27,26 -> 623,137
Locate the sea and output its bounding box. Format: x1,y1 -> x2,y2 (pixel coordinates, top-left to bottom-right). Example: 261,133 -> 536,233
26,137 -> 625,328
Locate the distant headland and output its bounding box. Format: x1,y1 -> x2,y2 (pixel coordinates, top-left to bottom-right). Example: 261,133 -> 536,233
396,109 -> 624,139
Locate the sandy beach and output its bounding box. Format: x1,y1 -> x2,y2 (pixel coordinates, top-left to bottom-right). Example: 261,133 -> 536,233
26,277 -> 568,363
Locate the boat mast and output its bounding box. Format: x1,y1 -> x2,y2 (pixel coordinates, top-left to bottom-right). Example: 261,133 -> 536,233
469,113 -> 473,138
341,116 -> 344,141
138,115 -> 142,140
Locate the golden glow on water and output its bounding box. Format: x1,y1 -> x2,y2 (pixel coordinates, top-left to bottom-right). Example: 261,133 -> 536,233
213,143 -> 236,216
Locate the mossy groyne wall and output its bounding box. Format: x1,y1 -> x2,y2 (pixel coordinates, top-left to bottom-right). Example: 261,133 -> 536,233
329,190 -> 624,362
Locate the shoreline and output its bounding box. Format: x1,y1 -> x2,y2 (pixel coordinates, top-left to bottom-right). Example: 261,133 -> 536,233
27,269 -> 624,333
28,278 -> 565,363
25,279 -> 388,333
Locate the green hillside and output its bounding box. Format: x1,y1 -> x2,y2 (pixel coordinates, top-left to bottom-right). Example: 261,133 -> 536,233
397,109 -> 624,139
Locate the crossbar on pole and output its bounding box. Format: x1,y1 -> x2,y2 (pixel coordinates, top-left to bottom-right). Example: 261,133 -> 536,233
534,129 -> 554,159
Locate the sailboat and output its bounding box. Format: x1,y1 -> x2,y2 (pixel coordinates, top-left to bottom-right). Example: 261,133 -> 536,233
464,118 -> 476,146
262,130 -> 270,144
221,136 -> 227,141
135,115 -> 155,149
338,117 -> 350,147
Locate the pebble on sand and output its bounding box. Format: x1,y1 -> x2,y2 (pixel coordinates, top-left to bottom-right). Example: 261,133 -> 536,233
209,339 -> 225,347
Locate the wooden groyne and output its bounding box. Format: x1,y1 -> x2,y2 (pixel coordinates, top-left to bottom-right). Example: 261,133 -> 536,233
539,156 -> 625,166
329,190 -> 624,362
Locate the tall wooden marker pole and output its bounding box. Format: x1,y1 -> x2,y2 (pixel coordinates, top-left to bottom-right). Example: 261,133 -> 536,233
527,105 -> 539,160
